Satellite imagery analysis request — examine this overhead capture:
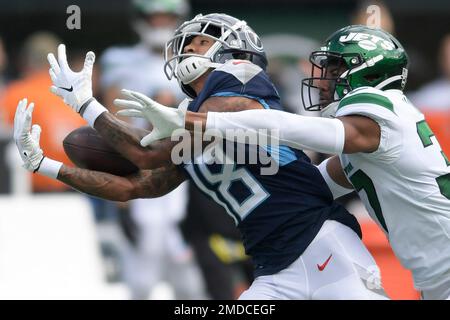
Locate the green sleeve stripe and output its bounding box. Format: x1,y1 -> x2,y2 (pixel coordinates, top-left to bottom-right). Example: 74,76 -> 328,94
416,120 -> 434,147
338,92 -> 395,113
442,151 -> 450,166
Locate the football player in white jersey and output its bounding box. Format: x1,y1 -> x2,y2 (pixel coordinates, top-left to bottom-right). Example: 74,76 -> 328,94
124,25 -> 450,299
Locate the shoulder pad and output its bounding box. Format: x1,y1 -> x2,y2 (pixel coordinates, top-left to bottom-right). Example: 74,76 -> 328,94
338,86 -> 395,114
213,60 -> 263,85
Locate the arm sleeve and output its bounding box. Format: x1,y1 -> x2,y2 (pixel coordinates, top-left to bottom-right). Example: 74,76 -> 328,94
206,109 -> 345,155
317,157 -> 354,199
335,87 -> 403,162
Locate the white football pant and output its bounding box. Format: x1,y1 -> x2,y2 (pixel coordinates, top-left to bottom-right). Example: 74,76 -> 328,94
420,280 -> 450,300
239,220 -> 388,300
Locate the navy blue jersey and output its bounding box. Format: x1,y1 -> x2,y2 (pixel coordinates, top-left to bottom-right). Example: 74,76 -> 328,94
182,60 -> 361,277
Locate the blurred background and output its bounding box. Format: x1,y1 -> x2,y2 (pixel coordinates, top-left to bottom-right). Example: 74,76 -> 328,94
1,0 -> 450,299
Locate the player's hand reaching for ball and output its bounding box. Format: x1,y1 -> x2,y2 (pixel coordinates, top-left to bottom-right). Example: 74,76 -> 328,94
14,98 -> 44,172
114,89 -> 187,147
14,99 -> 63,178
47,43 -> 95,113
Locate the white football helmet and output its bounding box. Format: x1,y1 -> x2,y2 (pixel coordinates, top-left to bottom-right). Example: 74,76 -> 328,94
164,13 -> 267,97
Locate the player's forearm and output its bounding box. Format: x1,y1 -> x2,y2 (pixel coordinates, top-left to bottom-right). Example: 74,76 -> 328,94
78,99 -> 149,166
93,112 -> 172,169
78,99 -> 172,169
184,95 -> 263,130
93,112 -> 146,160
317,156 -> 354,199
56,164 -> 185,201
57,165 -> 136,202
185,111 -> 208,131
203,109 -> 346,155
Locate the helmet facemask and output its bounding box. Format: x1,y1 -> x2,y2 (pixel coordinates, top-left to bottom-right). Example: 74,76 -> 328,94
301,51 -> 357,112
165,17 -> 245,83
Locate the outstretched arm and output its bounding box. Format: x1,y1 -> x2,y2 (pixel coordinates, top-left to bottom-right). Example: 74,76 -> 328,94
110,87 -> 379,155
47,44 -> 175,170
317,155 -> 354,199
57,164 -> 186,202
114,92 -> 266,146
13,98 -> 185,202
190,109 -> 380,154
92,112 -> 176,169
188,109 -> 346,154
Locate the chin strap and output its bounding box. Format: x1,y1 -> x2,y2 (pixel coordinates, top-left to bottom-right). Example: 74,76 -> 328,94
177,55 -> 222,84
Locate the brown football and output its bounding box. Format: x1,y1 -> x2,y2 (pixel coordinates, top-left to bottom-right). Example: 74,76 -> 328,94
63,126 -> 139,176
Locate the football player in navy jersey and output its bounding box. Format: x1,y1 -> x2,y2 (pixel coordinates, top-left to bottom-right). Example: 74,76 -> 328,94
15,13 -> 387,299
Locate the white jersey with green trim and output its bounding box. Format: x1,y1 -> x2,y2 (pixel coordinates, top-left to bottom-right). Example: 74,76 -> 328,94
336,87 -> 450,290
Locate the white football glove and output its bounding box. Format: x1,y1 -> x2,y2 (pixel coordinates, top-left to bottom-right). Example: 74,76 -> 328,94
47,43 -> 95,112
114,89 -> 187,146
14,98 -> 44,172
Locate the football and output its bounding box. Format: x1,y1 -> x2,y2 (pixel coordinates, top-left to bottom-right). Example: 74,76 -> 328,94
63,126 -> 139,177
